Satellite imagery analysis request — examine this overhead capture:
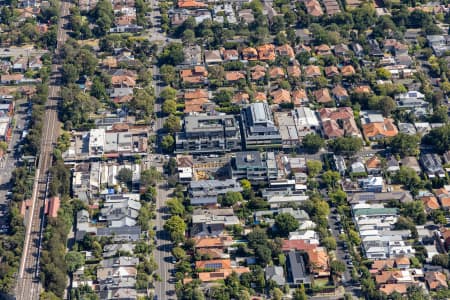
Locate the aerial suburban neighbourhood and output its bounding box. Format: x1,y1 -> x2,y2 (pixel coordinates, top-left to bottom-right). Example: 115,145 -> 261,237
0,0 -> 450,299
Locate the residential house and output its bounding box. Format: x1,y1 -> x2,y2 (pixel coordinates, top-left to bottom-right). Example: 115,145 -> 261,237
314,88 -> 332,104
265,266 -> 286,286
395,91 -> 428,112
287,65 -> 301,78
361,112 -> 398,140
398,123 -> 417,135
250,65 -> 266,81
324,66 -> 339,77
319,107 -> 361,138
304,0 -> 323,16
225,71 -> 246,83
425,272 -> 448,290
341,65 -> 356,76
348,192 -> 413,204
269,66 -> 285,79
400,156 -> 421,174
292,88 -> 308,105
276,44 -> 295,59
435,188 -> 450,210
271,89 -> 291,105
421,195 -> 440,212
189,179 -> 243,206
191,208 -> 240,236
386,156 -> 400,173
257,44 -> 276,61
366,156 -> 382,175
332,85 -> 349,103
315,44 -> 332,56
420,154 -> 445,178
286,250 -> 312,286
242,47 -> 258,61
180,66 -> 208,85
204,50 -> 223,64
221,49 -> 239,61
99,194 -> 141,228
304,65 -> 321,78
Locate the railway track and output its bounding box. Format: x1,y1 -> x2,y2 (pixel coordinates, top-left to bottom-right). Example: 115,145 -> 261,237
15,0 -> 70,297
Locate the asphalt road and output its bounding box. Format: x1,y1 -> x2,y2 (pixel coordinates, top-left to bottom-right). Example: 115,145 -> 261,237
0,98 -> 29,230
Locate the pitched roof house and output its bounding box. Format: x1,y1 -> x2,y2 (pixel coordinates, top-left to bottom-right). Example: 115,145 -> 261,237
314,88 -> 332,103
271,89 -> 291,104
257,44 -> 276,61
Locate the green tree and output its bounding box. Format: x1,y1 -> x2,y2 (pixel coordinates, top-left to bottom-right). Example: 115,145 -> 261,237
162,99 -> 177,115
219,191 -> 243,207
172,247 -> 186,260
389,133 -> 420,157
271,287 -> 284,300
322,171 -> 341,189
116,168 -> 133,187
65,251 -> 85,274
302,133 -> 325,154
159,43 -> 185,66
160,87 -> 177,101
164,115 -> 181,133
423,124 -> 450,154
396,167 -> 422,194
167,198 -> 185,215
328,136 -> 363,156
255,244 -> 272,265
330,260 -> 346,276
164,216 -> 187,243
432,254 -> 449,268
322,236 -> 337,250
140,167 -> 160,187
306,160 -> 322,177
182,29 -> 196,44
160,64 -> 177,86
293,284 -> 307,300
161,135 -> 175,153
274,213 -> 299,236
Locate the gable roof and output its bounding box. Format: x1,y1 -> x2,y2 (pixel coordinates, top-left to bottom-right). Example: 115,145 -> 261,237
314,88 -> 332,103
362,119 -> 398,138
271,89 -> 291,104
421,196 -> 440,210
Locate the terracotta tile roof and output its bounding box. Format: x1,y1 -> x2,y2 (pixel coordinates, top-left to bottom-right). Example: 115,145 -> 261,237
425,271 -> 448,290
256,44 -> 276,61
184,89 -> 208,99
180,67 -> 208,84
315,44 -> 331,54
194,236 -> 233,248
184,98 -> 210,113
306,247 -> 329,276
271,89 -> 291,104
322,120 -> 344,138
198,267 -> 250,282
178,0 -> 207,8
319,107 -> 354,121
304,65 -> 321,77
232,92 -> 250,104
287,65 -> 301,77
281,239 -> 317,252
421,196 -> 440,210
379,283 -> 408,295
305,0 -> 324,16
325,66 -> 339,77
362,118 -> 398,139
242,47 -> 258,61
354,85 -> 372,94
440,196 -> 450,208
196,259 -> 231,270
196,248 -> 225,259
292,88 -> 307,105
314,88 -> 332,103
395,256 -> 410,266
366,156 -> 382,169
376,270 -> 405,284
48,196 -> 60,218
251,65 -> 266,81
1,74 -> 24,81
332,85 -> 348,98
254,92 -> 267,102
225,71 -> 246,81
222,49 -> 239,61
371,259 -> 395,271
111,75 -> 136,87
269,66 -> 285,78
341,65 -> 356,76
102,56 -> 118,68
276,44 -> 295,58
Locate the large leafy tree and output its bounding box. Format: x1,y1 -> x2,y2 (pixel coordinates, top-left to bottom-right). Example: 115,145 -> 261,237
274,213 -> 299,236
